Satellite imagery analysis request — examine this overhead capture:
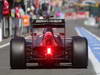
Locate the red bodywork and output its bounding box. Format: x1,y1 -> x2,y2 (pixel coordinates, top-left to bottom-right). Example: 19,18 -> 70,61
29,31 -> 64,60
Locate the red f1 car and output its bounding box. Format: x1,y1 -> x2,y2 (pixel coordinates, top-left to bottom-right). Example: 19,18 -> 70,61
10,19 -> 88,69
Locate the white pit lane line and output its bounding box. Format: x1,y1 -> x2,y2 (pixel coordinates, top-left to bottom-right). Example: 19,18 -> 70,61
0,42 -> 10,48
0,36 -> 30,49
75,27 -> 100,74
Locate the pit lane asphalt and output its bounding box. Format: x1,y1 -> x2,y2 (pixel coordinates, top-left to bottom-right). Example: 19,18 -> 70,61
0,19 -> 97,75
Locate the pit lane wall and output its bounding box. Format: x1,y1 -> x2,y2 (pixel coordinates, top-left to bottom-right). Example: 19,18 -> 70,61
64,11 -> 89,20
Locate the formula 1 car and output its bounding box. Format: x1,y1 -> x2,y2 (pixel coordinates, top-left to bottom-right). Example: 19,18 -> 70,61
10,19 -> 88,69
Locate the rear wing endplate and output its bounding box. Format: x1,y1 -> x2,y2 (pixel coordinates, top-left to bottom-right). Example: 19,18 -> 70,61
31,19 -> 65,28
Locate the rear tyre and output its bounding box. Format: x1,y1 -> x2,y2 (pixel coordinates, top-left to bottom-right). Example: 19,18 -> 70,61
72,36 -> 88,68
10,37 -> 26,69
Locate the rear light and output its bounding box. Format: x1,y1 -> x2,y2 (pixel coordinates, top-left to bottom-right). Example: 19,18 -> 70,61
45,47 -> 53,56
47,48 -> 52,55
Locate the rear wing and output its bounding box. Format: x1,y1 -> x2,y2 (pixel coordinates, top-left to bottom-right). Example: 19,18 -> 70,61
31,19 -> 65,28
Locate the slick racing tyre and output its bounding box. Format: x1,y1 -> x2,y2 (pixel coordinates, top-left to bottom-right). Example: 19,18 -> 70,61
72,36 -> 88,68
10,37 -> 26,69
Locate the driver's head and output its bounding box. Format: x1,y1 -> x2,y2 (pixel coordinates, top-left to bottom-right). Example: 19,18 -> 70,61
44,32 -> 53,39
44,32 -> 53,45
41,31 -> 57,46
